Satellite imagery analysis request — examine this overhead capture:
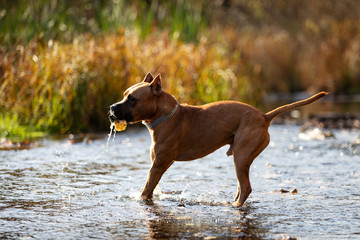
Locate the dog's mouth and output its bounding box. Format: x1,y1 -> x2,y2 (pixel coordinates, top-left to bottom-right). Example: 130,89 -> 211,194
108,111 -> 128,131
109,103 -> 134,124
108,111 -> 117,123
108,109 -> 132,124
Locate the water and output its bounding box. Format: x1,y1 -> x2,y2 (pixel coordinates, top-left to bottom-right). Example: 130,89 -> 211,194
1,125 -> 359,239
106,122 -> 116,150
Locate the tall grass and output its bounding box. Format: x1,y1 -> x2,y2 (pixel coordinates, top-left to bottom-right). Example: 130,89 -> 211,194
0,0 -> 206,47
1,29 -> 260,133
0,0 -> 208,136
1,0 -> 360,136
1,25 -> 360,134
230,24 -> 360,95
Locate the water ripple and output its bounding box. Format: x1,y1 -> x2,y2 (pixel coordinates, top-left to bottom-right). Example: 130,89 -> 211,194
0,126 -> 359,239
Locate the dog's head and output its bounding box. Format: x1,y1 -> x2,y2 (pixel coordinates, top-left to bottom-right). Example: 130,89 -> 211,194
109,72 -> 162,124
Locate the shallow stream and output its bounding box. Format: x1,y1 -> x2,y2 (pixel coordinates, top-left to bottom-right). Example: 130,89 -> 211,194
1,125 -> 359,239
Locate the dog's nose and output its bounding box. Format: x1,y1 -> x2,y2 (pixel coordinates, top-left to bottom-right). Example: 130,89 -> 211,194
110,104 -> 116,112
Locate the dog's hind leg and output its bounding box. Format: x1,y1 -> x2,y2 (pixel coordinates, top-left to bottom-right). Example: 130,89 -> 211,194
232,130 -> 269,207
232,160 -> 252,207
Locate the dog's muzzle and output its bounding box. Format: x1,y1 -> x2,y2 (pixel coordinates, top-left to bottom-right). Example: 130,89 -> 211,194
108,104 -> 118,123
108,103 -> 133,123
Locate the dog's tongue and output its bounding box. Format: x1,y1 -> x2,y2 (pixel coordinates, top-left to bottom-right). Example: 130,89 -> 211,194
114,120 -> 127,131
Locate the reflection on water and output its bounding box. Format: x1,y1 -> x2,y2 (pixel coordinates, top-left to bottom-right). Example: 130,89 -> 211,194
142,202 -> 266,239
0,125 -> 359,239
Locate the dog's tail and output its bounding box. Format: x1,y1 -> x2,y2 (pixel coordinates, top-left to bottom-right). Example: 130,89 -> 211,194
263,91 -> 328,124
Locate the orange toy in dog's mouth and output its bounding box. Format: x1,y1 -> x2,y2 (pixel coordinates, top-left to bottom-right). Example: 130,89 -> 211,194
113,120 -> 127,132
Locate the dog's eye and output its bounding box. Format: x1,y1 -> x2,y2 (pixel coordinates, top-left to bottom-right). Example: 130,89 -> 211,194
127,94 -> 136,103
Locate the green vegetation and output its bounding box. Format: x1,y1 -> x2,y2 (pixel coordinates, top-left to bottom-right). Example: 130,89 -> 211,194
0,113 -> 46,141
1,0 -> 359,139
0,0 -> 205,46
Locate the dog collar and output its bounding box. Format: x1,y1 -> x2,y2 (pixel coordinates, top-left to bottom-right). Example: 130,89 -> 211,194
143,100 -> 178,129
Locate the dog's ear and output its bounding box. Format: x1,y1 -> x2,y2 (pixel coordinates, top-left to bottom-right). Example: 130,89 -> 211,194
143,72 -> 154,83
150,74 -> 162,96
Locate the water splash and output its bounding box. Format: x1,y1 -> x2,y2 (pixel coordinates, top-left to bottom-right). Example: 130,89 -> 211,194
106,122 -> 116,150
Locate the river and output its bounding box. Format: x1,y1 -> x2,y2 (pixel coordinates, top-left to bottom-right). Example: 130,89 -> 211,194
0,125 -> 359,239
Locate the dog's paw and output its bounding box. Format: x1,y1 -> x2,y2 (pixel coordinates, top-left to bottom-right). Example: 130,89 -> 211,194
232,201 -> 244,207
140,196 -> 154,205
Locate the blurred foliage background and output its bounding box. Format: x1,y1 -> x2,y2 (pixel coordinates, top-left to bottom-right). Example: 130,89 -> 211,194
1,0 -> 360,137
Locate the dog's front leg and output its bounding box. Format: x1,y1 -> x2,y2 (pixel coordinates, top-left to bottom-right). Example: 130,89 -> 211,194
141,156 -> 174,200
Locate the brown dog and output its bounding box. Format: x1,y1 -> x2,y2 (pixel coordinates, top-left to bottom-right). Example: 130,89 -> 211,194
109,73 -> 327,206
